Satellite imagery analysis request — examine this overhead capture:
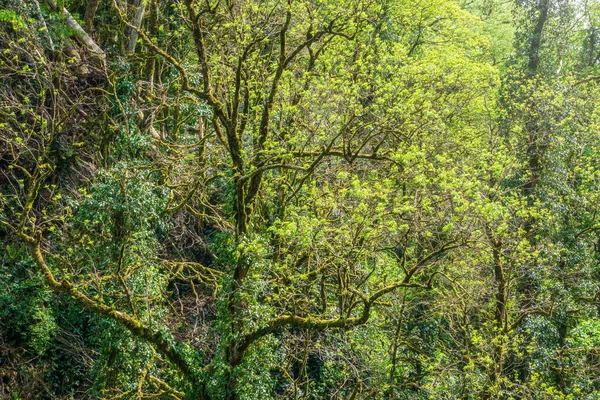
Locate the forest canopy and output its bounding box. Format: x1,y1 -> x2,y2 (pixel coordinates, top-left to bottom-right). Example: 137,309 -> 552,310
2,0 -> 600,399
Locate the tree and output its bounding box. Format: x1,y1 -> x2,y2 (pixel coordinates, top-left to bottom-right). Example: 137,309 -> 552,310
0,0 -> 499,398
4,0 -> 600,399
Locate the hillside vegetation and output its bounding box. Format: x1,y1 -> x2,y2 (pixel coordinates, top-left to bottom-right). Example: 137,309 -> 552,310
3,0 -> 600,398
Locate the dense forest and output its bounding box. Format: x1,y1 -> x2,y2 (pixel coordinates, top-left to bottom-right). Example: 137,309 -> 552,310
3,0 -> 600,398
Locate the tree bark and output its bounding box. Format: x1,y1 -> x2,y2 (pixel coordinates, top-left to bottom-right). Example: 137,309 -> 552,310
127,0 -> 147,53
527,0 -> 550,75
83,0 -> 100,31
46,0 -> 105,58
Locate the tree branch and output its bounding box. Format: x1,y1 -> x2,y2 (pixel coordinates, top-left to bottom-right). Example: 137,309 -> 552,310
22,232 -> 196,382
46,0 -> 105,58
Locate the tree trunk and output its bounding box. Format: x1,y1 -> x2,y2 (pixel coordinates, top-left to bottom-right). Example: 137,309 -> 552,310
527,0 -> 550,75
83,0 -> 100,31
46,0 -> 105,60
127,0 -> 147,53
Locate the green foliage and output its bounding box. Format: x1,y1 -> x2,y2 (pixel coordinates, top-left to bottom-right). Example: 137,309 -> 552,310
5,0 -> 600,399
